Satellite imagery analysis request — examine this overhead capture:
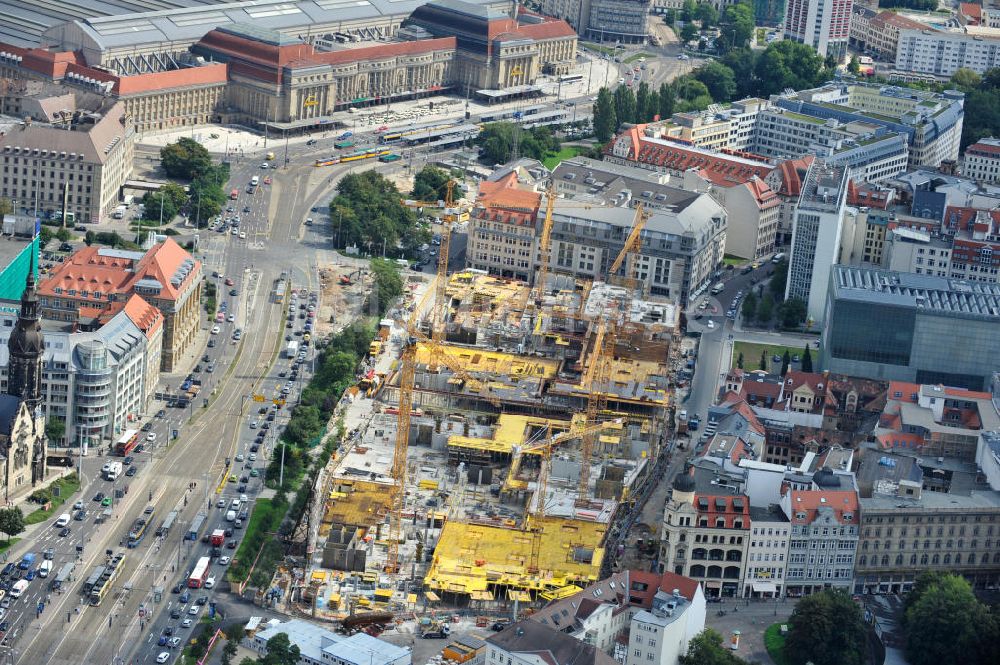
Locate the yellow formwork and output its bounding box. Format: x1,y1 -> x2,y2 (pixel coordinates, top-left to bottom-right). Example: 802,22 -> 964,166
414,343 -> 560,379
446,414 -> 574,455
423,516 -> 607,595
320,480 -> 393,535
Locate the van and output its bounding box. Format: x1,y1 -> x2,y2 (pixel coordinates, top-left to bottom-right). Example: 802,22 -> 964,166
10,580 -> 29,598
710,282 -> 725,295
251,175 -> 259,187
225,510 -> 236,522
38,560 -> 53,578
772,253 -> 785,264
55,513 -> 71,528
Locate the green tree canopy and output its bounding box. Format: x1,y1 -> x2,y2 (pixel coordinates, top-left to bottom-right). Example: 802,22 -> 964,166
594,87 -> 618,142
476,122 -> 559,163
695,2 -> 718,27
369,257 -> 404,317
613,86 -> 637,129
680,22 -> 699,43
784,589 -> 866,665
45,418 -> 65,443
903,573 -> 1000,665
694,61 -> 737,102
142,183 -> 188,222
769,259 -> 788,299
658,82 -> 676,120
801,345 -> 813,372
262,633 -> 301,665
740,290 -> 757,319
412,166 -> 455,202
329,170 -> 427,255
160,137 -> 214,180
674,77 -> 713,112
679,628 -> 746,665
753,40 -> 830,97
0,507 -> 25,542
720,2 -> 754,52
779,297 -> 807,328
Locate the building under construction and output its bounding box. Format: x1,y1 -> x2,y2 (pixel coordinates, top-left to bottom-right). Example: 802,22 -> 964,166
304,265 -> 682,612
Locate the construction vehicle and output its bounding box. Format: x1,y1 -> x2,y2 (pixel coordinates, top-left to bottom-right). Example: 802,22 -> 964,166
340,268 -> 364,286
339,611 -> 394,635
420,620 -> 451,639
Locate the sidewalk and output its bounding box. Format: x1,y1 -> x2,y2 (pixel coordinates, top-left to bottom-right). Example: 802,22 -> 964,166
705,597 -> 795,665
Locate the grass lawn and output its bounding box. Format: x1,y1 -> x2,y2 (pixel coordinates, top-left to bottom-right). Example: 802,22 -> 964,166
25,473 -> 81,525
623,52 -> 654,64
723,254 -> 748,266
543,146 -> 588,169
581,42 -> 615,55
764,623 -> 791,665
731,341 -> 820,372
0,538 -> 21,558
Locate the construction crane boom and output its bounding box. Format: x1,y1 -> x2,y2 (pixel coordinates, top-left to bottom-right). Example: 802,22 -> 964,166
534,184 -> 556,302
578,318 -> 614,500
432,180 -> 457,342
608,205 -> 648,288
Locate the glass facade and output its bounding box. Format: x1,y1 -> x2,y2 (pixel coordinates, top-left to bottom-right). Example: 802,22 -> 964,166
828,301 -> 915,366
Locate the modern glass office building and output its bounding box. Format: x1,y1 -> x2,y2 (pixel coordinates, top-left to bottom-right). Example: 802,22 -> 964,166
822,266 -> 1000,390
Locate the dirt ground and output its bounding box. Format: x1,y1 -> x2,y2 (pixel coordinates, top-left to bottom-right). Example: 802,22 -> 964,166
315,263 -> 374,338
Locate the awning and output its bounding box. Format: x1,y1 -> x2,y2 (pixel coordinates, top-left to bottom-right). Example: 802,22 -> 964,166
752,582 -> 777,593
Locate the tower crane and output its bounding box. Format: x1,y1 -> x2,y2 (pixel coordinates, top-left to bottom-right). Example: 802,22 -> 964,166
432,180 -> 459,342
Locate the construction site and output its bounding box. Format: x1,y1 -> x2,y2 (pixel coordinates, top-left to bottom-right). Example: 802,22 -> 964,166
293,194 -> 683,622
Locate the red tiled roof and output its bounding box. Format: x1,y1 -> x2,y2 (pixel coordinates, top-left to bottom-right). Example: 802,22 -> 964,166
302,37 -> 456,67
742,176 -> 780,208
122,294 -> 163,338
967,141 -> 1000,156
774,156 -> 815,197
692,493 -> 751,528
116,64 -> 228,96
847,180 -> 893,209
516,20 -> 577,41
787,490 -> 858,525
624,132 -> 772,183
960,2 -> 982,22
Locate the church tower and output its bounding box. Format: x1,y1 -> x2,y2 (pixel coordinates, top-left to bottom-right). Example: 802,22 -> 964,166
7,251 -> 44,412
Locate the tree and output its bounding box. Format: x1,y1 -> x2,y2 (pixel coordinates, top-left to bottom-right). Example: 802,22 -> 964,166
664,9 -> 676,25
0,197 -> 12,217
238,659 -> 258,665
674,77 -> 713,112
736,352 -> 744,369
719,2 -> 754,52
679,628 -> 745,665
329,170 -> 427,255
369,258 -> 403,317
84,230 -> 95,246
752,40 -> 828,97
680,22 -> 699,43
412,166 -> 453,202
950,67 -> 982,92
159,137 -> 213,180
635,82 -> 651,124
903,573 -> 1000,665
0,507 -> 25,542
740,291 -> 757,320
756,292 -> 774,323
45,418 -> 65,443
758,350 -> 767,371
646,90 -> 660,121
695,2 -> 718,27
695,61 -> 737,102
262,633 -> 300,665
778,297 -> 807,328
784,589 -> 866,665
613,86 -> 637,130
769,259 -> 788,299
801,345 -> 813,372
681,0 -> 697,22
721,49 -> 757,98
593,87 -> 618,142
658,82 -> 676,119
848,55 -> 860,75
142,183 -> 187,222
222,638 -> 239,665
780,350 -> 790,376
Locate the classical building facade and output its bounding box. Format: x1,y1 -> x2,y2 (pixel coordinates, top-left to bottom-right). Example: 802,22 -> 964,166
0,97 -> 134,224
780,489 -> 859,596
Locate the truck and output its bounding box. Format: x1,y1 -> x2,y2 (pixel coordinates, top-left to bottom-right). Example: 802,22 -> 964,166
123,194 -> 135,206
420,621 -> 451,639
10,580 -> 29,598
104,461 -> 123,481
676,409 -> 689,434
265,151 -> 275,161
210,529 -> 225,547
112,205 -> 127,219
285,341 -> 299,359
18,552 -> 36,570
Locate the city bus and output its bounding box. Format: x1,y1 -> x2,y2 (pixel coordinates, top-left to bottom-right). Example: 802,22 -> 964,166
340,148 -> 391,163
230,188 -> 239,200
314,157 -> 340,167
114,429 -> 140,457
188,556 -> 211,588
558,74 -> 584,84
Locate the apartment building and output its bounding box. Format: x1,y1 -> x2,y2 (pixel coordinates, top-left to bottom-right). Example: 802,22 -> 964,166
537,0 -> 591,32
896,28 -> 1000,77
659,473 -> 751,598
850,10 -> 932,59
682,172 -> 781,261
780,489 -> 860,596
0,97 -> 133,224
773,83 -> 964,169
849,5 -> 877,52
547,195 -> 726,305
528,570 -> 706,665
744,504 -> 790,598
785,161 -> 849,323
486,620 -> 617,665
854,446 -> 1000,594
585,0 -> 650,44
963,138 -> 1000,183
783,0 -> 853,61
751,108 -> 909,184
0,294 -> 162,449
37,239 -> 201,372
466,172 -> 542,282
